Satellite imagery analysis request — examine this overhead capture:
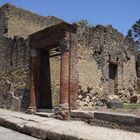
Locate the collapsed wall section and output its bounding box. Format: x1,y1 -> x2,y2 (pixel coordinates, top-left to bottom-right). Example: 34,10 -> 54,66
76,24 -> 137,107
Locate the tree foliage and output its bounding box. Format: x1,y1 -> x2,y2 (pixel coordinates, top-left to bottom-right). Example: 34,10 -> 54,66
127,19 -> 140,50
127,19 -> 140,43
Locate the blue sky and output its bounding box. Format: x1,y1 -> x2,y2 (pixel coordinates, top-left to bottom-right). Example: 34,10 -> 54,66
0,0 -> 139,35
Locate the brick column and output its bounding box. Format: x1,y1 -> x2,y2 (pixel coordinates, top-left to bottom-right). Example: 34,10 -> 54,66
60,38 -> 70,109
69,33 -> 79,110
28,48 -> 37,113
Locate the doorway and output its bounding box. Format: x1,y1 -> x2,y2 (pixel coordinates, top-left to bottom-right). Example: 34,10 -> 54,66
38,50 -> 52,109
109,63 -> 117,80
28,22 -> 78,113
108,63 -> 118,94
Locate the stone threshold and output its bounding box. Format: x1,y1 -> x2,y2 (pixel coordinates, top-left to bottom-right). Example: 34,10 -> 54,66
35,109 -> 55,117
70,110 -> 140,132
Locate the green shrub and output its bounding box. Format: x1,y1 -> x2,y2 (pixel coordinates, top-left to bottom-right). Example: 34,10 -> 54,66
124,103 -> 140,109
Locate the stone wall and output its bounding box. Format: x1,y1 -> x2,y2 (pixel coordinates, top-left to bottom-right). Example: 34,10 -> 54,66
136,54 -> 140,94
123,55 -> 137,93
1,3 -> 63,38
77,44 -> 102,92
76,24 -> 137,106
0,3 -> 138,111
0,3 -> 63,111
0,36 -> 30,111
50,56 -> 60,108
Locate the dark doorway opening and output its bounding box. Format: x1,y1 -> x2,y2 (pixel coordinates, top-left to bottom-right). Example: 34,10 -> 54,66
109,63 -> 118,80
38,50 -> 52,109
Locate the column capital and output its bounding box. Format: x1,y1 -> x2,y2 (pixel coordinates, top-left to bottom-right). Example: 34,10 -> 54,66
31,48 -> 40,57
59,38 -> 71,51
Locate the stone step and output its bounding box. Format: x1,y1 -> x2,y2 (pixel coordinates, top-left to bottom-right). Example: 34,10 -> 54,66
71,110 -> 140,132
35,112 -> 55,117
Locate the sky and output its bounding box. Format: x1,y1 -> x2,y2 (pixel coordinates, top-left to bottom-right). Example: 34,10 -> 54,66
0,0 -> 140,35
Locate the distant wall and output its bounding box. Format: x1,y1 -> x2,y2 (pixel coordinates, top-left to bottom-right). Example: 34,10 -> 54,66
77,24 -> 137,103
136,54 -> 140,94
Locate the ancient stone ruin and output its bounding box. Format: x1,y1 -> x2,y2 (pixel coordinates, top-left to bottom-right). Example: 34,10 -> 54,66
0,3 -> 139,112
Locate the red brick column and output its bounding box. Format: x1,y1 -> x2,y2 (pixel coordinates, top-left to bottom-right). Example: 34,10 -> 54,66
28,48 -> 37,113
69,33 -> 79,110
60,39 -> 70,109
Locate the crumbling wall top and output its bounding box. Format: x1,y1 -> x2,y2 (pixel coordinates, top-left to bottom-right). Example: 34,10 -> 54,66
0,3 -> 63,38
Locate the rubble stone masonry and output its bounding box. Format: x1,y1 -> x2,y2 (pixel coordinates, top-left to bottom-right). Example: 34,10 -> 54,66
76,24 -> 137,106
0,3 -> 138,111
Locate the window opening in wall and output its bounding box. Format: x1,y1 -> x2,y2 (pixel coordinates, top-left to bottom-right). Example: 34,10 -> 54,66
109,63 -> 117,80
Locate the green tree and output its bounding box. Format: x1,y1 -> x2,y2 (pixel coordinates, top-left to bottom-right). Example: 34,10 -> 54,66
127,19 -> 140,50
127,29 -> 132,38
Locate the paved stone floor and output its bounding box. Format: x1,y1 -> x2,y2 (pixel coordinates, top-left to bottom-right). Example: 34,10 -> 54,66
0,126 -> 39,140
0,109 -> 140,140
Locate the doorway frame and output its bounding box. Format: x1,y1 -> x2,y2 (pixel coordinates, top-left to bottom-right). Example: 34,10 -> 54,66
28,22 -> 79,113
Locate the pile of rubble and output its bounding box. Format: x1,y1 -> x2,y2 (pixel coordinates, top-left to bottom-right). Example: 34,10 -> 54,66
76,86 -> 107,108
76,86 -> 139,109
116,87 -> 139,104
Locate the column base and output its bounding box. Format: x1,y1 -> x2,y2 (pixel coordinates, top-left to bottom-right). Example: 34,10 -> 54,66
59,103 -> 69,110
55,103 -> 70,120
27,106 -> 37,114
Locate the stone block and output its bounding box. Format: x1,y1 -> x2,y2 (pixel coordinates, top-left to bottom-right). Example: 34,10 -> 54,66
4,117 -> 28,132
135,117 -> 140,126
70,110 -> 94,119
94,111 -> 136,126
116,114 -> 135,125
107,98 -> 123,109
130,96 -> 138,103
